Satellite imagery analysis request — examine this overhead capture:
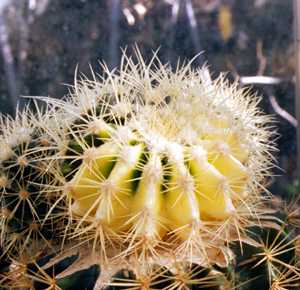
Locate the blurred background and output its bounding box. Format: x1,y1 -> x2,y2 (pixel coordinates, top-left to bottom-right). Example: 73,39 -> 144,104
0,0 -> 297,195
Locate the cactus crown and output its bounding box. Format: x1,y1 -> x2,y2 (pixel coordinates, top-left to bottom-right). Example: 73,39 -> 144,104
0,50 -> 277,289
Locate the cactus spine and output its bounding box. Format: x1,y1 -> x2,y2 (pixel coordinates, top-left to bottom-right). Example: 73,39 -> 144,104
1,50 -> 293,289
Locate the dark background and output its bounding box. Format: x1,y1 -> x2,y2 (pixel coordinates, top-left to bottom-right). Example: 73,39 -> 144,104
0,0 -> 297,194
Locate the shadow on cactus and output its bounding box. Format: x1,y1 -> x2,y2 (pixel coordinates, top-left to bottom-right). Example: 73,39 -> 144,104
1,48 -> 297,289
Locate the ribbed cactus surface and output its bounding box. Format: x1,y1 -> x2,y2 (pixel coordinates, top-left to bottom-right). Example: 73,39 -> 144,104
67,106 -> 247,240
1,51 -> 291,290
58,53 -> 272,265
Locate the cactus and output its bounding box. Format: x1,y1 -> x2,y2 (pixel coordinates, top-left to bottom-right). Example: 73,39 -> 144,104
1,50 -> 298,289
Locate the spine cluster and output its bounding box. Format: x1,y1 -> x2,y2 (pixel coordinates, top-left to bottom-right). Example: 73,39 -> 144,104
0,51 -> 291,290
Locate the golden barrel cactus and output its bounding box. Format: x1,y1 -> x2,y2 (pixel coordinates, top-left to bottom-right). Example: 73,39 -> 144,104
0,51 -> 276,289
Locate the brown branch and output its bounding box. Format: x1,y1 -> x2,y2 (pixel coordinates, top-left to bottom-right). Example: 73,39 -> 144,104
269,95 -> 298,127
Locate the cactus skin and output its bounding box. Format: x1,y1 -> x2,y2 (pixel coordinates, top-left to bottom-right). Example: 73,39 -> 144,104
232,225 -> 300,290
0,108 -> 65,260
0,50 -> 290,289
56,52 -> 273,265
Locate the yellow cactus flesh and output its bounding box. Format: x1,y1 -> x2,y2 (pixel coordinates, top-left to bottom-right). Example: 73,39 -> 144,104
94,144 -> 143,228
131,152 -> 165,239
69,143 -> 143,229
188,147 -> 235,220
67,126 -> 254,240
210,153 -> 248,194
165,146 -> 200,239
68,142 -> 119,212
202,118 -> 249,163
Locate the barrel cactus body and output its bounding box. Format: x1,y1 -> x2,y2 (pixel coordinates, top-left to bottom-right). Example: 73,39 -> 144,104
0,108 -> 59,257
0,51 -> 279,289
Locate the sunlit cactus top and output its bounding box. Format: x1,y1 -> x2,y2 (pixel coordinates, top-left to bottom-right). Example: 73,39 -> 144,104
0,50 -> 275,289
58,51 -> 273,251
